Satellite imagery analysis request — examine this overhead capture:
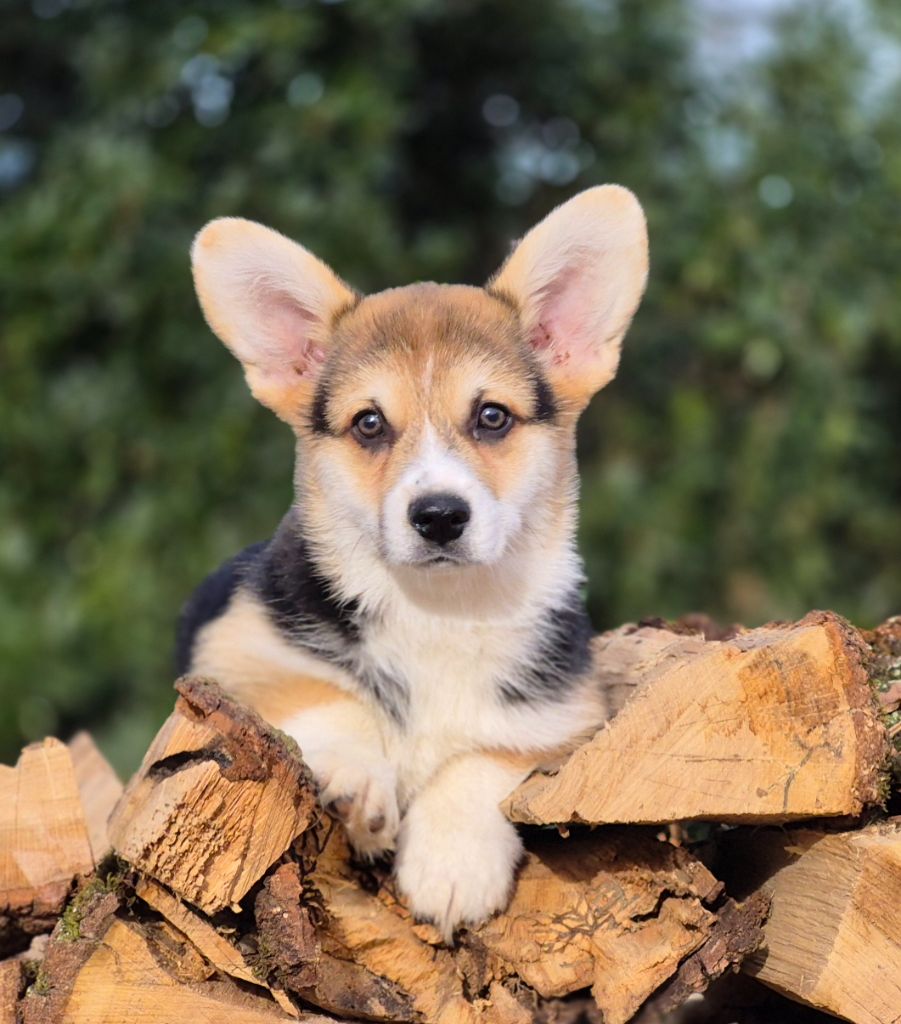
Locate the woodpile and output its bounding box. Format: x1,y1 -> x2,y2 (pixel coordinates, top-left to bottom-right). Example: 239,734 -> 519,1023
2,610 -> 899,1024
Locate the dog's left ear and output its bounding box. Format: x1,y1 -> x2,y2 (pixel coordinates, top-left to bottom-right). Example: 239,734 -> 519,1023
489,186 -> 648,408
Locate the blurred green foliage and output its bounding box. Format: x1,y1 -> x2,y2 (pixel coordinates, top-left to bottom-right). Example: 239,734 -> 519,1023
1,0 -> 899,773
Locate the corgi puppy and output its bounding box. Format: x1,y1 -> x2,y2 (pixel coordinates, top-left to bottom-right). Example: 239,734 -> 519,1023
178,186 -> 648,938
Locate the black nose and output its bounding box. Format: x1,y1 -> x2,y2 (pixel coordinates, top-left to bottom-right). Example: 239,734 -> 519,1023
408,493 -> 471,546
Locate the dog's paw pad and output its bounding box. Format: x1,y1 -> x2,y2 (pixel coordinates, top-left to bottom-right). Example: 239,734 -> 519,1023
320,760 -> 400,858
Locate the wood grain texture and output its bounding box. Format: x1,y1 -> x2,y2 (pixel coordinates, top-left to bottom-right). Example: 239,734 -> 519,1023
505,612 -> 888,827
729,822 -> 901,1024
60,919 -> 302,1024
475,830 -> 722,1024
134,876 -> 263,989
0,739 -> 94,955
8,610 -> 896,1023
18,886 -> 328,1024
66,734 -> 122,865
108,677 -> 319,913
299,826 -> 725,1024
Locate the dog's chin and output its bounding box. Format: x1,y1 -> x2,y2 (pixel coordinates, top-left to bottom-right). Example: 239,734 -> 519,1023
384,547 -> 516,617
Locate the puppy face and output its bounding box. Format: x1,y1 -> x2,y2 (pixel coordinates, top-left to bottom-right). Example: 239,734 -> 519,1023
191,187 -> 648,579
303,285 -> 561,569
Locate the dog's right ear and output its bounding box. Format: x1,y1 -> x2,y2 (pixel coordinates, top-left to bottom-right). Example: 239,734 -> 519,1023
191,218 -> 357,423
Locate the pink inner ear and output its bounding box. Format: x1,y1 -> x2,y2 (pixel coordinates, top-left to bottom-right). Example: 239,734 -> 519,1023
259,289 -> 327,380
529,261 -> 595,368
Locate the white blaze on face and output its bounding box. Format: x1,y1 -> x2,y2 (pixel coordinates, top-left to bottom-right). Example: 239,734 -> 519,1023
381,423 -> 519,566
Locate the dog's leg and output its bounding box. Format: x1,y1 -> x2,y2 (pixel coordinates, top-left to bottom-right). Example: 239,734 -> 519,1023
395,750 -> 532,940
279,692 -> 399,858
215,672 -> 400,859
190,598 -> 400,857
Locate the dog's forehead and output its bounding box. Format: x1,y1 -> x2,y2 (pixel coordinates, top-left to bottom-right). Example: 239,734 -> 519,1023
331,283 -> 522,367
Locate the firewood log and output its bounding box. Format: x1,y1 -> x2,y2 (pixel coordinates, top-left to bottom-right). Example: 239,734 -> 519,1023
17,885 -> 319,1024
0,959 -> 22,1024
505,612 -> 889,827
6,607 -> 898,1024
67,732 -> 122,863
722,821 -> 901,1024
0,739 -> 95,956
108,676 -> 320,914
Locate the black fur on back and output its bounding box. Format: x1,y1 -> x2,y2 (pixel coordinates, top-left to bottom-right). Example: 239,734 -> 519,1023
175,541 -> 267,675
249,515 -> 361,649
174,511 -> 360,676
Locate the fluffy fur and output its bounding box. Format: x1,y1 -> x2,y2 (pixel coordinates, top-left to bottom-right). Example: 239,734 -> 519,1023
180,186 -> 648,939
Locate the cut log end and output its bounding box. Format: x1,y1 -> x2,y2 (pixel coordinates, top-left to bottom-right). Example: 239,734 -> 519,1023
722,820 -> 901,1024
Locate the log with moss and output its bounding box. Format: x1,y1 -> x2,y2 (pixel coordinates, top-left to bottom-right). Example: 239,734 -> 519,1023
2,611 -> 898,1024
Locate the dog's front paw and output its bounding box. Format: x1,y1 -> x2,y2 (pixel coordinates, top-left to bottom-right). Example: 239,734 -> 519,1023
317,757 -> 400,859
395,798 -> 523,941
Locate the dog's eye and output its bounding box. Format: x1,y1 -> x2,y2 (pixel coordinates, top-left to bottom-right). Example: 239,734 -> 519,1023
475,403 -> 513,439
352,409 -> 386,444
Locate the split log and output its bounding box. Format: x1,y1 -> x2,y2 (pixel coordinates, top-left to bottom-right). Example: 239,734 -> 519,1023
638,892 -> 769,1018
0,739 -> 95,956
10,598 -> 897,1024
134,876 -> 263,989
506,611 -> 889,827
134,873 -> 305,1018
652,974 -> 844,1024
108,676 -> 319,914
44,679 -> 756,1024
12,817 -> 737,1024
473,829 -> 723,1024
17,885 -> 317,1024
0,733 -> 120,959
723,820 -> 901,1024
67,732 -> 122,863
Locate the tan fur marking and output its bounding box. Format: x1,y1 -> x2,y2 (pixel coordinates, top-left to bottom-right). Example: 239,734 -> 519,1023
190,591 -> 359,727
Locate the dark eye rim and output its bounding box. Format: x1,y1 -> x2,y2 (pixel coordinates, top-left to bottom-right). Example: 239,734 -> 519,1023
351,407 -> 389,445
473,402 -> 514,441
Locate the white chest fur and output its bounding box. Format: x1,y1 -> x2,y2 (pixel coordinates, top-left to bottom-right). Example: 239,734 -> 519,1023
354,600 -> 598,799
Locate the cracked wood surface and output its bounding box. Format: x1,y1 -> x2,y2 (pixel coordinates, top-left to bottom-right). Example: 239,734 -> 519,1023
7,605 -> 896,1024
134,876 -> 266,990
504,612 -> 888,826
0,739 -> 95,956
473,829 -> 722,1024
724,821 -> 901,1024
303,826 -> 723,1024
108,677 -> 319,914
0,959 -> 21,1024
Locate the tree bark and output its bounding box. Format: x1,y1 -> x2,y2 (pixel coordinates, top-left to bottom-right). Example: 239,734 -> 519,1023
108,677 -> 320,914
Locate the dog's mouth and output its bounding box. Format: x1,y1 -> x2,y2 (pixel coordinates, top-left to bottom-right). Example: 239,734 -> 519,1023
418,552 -> 467,568
391,549 -> 474,570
